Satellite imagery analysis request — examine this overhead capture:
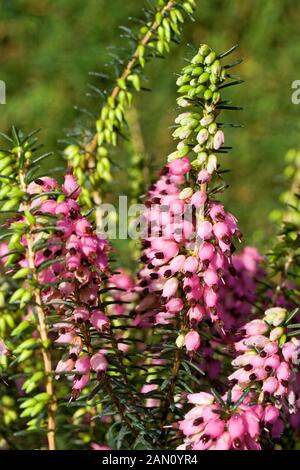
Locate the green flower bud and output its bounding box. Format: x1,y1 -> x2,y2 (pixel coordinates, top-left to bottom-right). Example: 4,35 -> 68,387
279,334 -> 287,347
192,66 -> 203,77
193,144 -> 203,154
177,97 -> 191,108
176,74 -> 191,87
183,64 -> 194,74
187,88 -> 197,98
195,85 -> 205,97
211,59 -> 221,76
199,44 -> 211,57
212,91 -> 221,104
178,84 -> 193,94
190,159 -> 200,169
0,292 -> 5,308
172,127 -> 191,140
209,83 -> 218,92
177,143 -> 189,155
175,333 -> 185,348
191,54 -> 204,65
204,89 -> 213,100
204,51 -> 216,65
269,326 -> 285,342
221,69 -> 227,80
198,72 -> 210,84
208,123 -> 218,134
177,146 -> 189,158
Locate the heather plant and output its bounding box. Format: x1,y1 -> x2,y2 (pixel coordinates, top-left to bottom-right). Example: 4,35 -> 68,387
1,1 -> 300,453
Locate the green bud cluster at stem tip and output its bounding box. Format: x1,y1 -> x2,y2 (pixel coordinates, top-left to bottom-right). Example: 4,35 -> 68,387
63,0 -> 196,207
0,150 -> 25,212
269,141 -> 300,226
168,44 -> 235,174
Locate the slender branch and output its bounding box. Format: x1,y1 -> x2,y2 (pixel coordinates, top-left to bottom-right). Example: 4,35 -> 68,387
160,348 -> 182,427
84,0 -> 177,159
159,310 -> 187,443
104,377 -> 137,435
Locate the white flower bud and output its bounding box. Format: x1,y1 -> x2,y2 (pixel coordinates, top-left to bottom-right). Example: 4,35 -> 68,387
179,187 -> 193,200
207,154 -> 218,174
269,326 -> 285,342
175,334 -> 185,349
197,128 -> 209,145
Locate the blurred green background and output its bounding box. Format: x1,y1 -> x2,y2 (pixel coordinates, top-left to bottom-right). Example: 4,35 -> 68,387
1,0 -> 300,256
